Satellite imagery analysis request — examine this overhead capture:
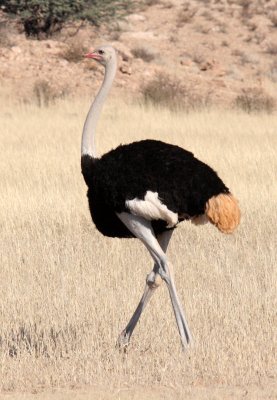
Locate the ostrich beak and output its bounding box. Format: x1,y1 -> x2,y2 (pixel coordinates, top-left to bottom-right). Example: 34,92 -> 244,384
84,52 -> 102,61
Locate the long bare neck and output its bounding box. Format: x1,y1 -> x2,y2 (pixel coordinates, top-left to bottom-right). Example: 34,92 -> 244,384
81,58 -> 117,158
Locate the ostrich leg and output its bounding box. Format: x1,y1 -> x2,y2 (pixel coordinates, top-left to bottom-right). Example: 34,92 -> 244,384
117,230 -> 173,348
117,212 -> 192,349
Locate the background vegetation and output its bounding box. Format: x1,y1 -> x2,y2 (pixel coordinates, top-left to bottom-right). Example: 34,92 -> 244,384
0,0 -> 135,37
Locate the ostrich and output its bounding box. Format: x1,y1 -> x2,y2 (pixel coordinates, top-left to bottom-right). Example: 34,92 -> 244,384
81,45 -> 240,349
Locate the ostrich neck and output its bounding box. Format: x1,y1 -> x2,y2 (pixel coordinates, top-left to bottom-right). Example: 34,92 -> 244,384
81,59 -> 117,158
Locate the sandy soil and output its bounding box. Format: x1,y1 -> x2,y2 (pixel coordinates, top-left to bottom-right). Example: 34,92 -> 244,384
2,383 -> 277,400
0,0 -> 276,105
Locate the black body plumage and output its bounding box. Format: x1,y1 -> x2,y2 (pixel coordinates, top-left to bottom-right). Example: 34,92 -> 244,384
81,139 -> 229,238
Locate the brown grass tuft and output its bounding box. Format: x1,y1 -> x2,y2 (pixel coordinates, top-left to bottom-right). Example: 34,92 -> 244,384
265,41 -> 277,55
32,79 -> 68,107
143,72 -> 211,111
131,46 -> 157,62
234,87 -> 275,113
268,11 -> 277,27
60,40 -> 86,63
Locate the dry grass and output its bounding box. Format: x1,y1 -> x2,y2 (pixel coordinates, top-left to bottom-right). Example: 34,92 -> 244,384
268,11 -> 277,27
142,72 -> 210,111
60,40 -> 86,63
265,42 -> 277,55
234,87 -> 275,113
0,93 -> 276,396
131,46 -> 157,62
32,80 -> 68,107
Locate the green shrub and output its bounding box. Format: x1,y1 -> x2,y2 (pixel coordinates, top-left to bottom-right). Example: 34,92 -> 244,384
0,0 -> 135,37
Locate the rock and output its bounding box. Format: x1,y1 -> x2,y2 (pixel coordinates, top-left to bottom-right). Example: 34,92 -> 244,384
10,46 -> 21,54
119,63 -> 132,75
180,59 -> 192,66
213,79 -> 226,88
122,31 -> 157,41
114,20 -> 131,32
59,59 -> 69,67
114,42 -> 133,62
46,40 -> 58,49
199,60 -> 214,71
127,14 -> 146,23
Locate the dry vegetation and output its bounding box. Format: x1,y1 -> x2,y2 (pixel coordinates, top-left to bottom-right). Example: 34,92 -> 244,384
131,45 -> 157,62
142,72 -> 211,111
1,0 -> 277,106
234,87 -> 275,113
0,92 -> 276,399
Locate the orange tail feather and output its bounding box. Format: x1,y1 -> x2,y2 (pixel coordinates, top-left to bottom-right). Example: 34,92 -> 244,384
205,193 -> 240,234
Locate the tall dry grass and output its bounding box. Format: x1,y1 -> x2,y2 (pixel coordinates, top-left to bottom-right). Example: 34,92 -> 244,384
0,93 -> 276,393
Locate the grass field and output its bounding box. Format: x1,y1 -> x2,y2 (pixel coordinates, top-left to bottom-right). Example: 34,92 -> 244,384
0,95 -> 276,398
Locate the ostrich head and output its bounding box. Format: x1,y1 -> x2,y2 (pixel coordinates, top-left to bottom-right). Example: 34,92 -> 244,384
85,45 -> 116,67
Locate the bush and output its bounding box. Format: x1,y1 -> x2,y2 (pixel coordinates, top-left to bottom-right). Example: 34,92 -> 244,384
234,87 -> 275,113
131,46 -> 156,62
143,72 -> 211,111
265,42 -> 277,55
0,0 -> 135,38
269,12 -> 277,27
0,22 -> 13,47
0,0 -> 83,37
267,60 -> 277,83
61,40 -> 86,63
33,79 -> 67,106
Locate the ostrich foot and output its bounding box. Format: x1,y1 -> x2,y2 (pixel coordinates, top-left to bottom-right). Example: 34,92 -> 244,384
116,329 -> 131,351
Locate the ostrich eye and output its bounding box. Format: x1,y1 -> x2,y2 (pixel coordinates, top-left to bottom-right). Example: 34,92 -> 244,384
98,49 -> 104,55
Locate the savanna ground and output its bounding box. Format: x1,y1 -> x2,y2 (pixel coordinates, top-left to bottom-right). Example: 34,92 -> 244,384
0,93 -> 276,399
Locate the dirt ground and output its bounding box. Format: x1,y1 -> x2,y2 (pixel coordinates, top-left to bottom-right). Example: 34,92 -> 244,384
0,0 -> 276,106
2,383 -> 277,400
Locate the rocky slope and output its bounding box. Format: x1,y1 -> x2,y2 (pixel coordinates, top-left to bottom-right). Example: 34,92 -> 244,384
0,0 -> 276,108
